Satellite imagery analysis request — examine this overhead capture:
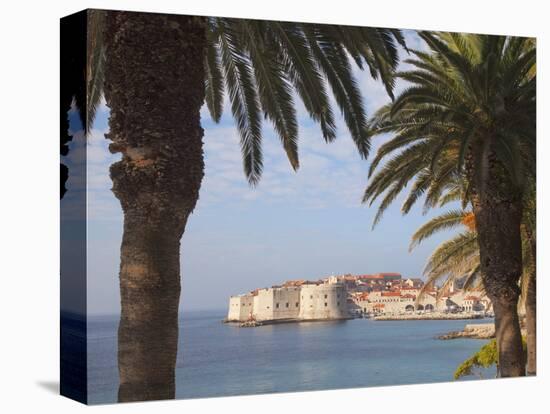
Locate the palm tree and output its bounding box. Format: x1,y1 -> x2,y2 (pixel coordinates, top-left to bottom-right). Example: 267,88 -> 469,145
363,32 -> 535,376
84,10 -> 405,401
410,173 -> 536,375
412,210 -> 534,302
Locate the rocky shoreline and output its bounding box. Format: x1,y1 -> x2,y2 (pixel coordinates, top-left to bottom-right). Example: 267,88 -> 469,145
223,316 -> 352,327
437,323 -> 495,340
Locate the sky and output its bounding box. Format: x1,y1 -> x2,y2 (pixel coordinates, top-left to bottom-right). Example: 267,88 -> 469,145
62,29 -> 461,315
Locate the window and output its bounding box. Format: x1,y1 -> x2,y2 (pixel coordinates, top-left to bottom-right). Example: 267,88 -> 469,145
310,295 -> 313,299
337,293 -> 340,298
295,302 -> 299,307
337,302 -> 340,306
324,294 -> 328,299
276,303 -> 279,308
285,302 -> 289,308
325,302 -> 328,307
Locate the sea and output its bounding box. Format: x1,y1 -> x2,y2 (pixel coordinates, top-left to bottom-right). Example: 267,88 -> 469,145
87,310 -> 496,404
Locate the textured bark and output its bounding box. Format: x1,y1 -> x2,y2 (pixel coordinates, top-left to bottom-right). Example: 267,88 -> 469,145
470,140 -> 526,377
103,11 -> 206,402
523,198 -> 536,375
525,269 -> 536,375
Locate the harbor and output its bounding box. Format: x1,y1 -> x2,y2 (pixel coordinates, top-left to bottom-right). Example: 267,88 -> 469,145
226,272 -> 494,327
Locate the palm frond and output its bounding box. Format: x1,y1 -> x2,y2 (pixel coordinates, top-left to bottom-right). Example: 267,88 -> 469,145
274,22 -> 337,144
364,31 -> 535,232
217,19 -> 263,185
204,21 -> 225,122
304,26 -> 370,157
410,209 -> 468,251
241,20 -> 300,169
86,9 -> 106,134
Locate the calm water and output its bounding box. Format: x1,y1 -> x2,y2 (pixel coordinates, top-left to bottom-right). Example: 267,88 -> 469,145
88,310 -> 495,404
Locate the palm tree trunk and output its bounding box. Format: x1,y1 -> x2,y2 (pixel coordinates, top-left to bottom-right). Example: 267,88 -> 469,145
103,11 -> 206,402
116,220 -> 183,401
471,143 -> 526,377
523,204 -> 536,375
525,268 -> 536,375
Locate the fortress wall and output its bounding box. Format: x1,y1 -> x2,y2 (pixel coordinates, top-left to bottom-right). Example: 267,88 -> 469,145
253,287 -> 301,321
253,295 -> 260,317
228,284 -> 350,323
253,289 -> 275,321
298,284 -> 348,320
227,294 -> 255,321
227,297 -> 241,321
271,287 -> 301,320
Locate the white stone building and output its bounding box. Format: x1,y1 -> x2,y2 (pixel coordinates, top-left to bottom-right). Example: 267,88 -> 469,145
298,283 -> 347,320
227,281 -> 349,323
227,293 -> 256,321
352,290 -> 438,315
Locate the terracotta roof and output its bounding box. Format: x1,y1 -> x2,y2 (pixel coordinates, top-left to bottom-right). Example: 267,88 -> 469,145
401,294 -> 416,299
358,274 -> 384,280
465,296 -> 480,301
283,279 -> 307,287
381,291 -> 401,297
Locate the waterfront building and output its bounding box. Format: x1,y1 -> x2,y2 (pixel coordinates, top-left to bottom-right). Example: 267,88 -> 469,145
228,272 -> 493,322
227,278 -> 348,323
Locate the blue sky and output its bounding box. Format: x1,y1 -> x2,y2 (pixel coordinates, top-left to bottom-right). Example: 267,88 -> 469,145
63,30 -> 460,314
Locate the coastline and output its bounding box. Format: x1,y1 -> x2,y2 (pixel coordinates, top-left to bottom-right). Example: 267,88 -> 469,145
223,312 -> 489,327
223,316 -> 353,327
372,313 -> 487,321
438,323 -> 495,340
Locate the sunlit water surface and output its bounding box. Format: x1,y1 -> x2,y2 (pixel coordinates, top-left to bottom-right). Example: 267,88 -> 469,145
87,310 -> 495,403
